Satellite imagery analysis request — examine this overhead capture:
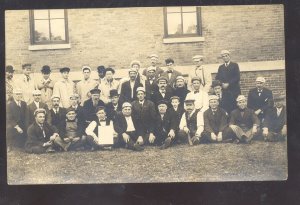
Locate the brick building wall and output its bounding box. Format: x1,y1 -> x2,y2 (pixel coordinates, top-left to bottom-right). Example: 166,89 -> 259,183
5,5 -> 284,73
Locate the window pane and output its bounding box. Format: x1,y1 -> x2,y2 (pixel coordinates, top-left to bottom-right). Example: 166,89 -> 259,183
182,13 -> 197,34
34,10 -> 49,19
182,6 -> 196,12
50,19 -> 66,41
167,13 -> 182,35
50,9 -> 65,19
34,20 -> 50,42
166,7 -> 181,13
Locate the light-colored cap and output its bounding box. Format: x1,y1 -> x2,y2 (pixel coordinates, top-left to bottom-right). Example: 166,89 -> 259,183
147,66 -> 156,72
184,95 -> 195,103
170,96 -> 180,101
128,67 -> 138,73
256,77 -> 266,83
236,95 -> 246,102
122,102 -> 132,109
208,95 -> 219,101
51,95 -> 60,100
221,50 -> 230,55
13,88 -> 22,94
32,90 -> 42,95
176,76 -> 185,82
130,60 -> 141,68
192,55 -> 204,61
191,76 -> 202,83
34,108 -> 46,116
70,93 -> 80,99
82,66 -> 91,72
149,54 -> 158,59
136,87 -> 146,93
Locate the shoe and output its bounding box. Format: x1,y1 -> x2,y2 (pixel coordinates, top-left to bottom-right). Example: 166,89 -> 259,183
160,137 -> 172,149
233,139 -> 240,144
133,143 -> 144,151
46,146 -> 56,153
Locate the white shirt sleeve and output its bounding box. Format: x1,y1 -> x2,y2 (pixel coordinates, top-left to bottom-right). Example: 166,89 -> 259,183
179,113 -> 187,130
196,111 -> 204,134
85,121 -> 98,139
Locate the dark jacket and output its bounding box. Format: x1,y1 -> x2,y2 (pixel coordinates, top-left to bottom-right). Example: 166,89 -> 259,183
83,98 -> 105,122
263,106 -> 286,133
113,112 -> 141,136
215,62 -> 241,98
26,101 -> 49,128
7,100 -> 27,130
229,108 -> 260,130
49,107 -> 67,127
154,111 -> 176,136
204,108 -> 229,134
167,106 -> 185,132
58,118 -> 86,139
120,80 -> 143,102
173,86 -> 190,105
105,102 -> 122,121
213,90 -> 236,114
142,66 -> 164,79
161,69 -> 182,87
145,79 -> 159,100
247,87 -> 274,116
150,86 -> 174,107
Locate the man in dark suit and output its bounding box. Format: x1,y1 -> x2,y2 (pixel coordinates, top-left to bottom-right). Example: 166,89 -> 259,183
202,95 -> 232,143
131,87 -> 157,145
6,89 -> 27,151
229,95 -> 260,143
247,77 -> 274,122
173,76 -> 190,105
151,76 -> 173,107
262,95 -> 286,141
83,88 -> 105,123
144,66 -> 159,100
142,54 -> 164,79
168,96 -> 185,135
211,80 -> 236,114
26,90 -> 49,128
48,95 -> 67,128
25,108 -> 63,154
69,93 -> 85,126
113,102 -> 144,151
105,89 -> 122,121
120,68 -> 143,103
160,58 -> 182,88
215,50 -> 241,99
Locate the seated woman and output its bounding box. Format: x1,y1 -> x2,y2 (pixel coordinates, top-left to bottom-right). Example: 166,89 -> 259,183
56,107 -> 87,151
85,106 -> 118,150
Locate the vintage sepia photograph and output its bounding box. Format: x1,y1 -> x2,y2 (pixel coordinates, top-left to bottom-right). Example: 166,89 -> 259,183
5,5 -> 286,184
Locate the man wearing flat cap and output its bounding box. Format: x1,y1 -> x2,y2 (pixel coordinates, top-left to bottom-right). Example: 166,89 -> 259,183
53,67 -> 76,108
120,67 -> 143,103
262,94 -> 286,142
16,63 -> 37,104
105,89 -> 122,121
6,65 -> 17,102
215,50 -> 241,100
202,95 -> 232,143
189,55 -> 212,93
131,87 -> 157,146
142,54 -> 164,79
37,65 -> 55,109
151,76 -> 174,108
49,95 -> 67,128
98,67 -> 120,104
161,58 -> 182,88
144,66 -> 159,100
178,96 -> 205,145
228,95 -> 260,143
173,76 -> 190,106
26,90 -> 49,128
69,93 -> 85,126
6,89 -> 27,151
76,66 -> 98,104
83,88 -> 105,123
247,77 -> 274,122
113,102 -> 144,151
25,108 -> 62,154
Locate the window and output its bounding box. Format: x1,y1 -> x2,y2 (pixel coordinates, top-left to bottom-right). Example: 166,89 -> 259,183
29,9 -> 69,45
164,6 -> 201,38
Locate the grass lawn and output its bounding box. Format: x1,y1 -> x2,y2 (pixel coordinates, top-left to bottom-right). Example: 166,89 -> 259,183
7,141 -> 287,184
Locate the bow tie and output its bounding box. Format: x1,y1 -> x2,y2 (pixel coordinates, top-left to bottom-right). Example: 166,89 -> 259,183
258,90 -> 262,93
167,70 -> 173,73
194,91 -> 199,94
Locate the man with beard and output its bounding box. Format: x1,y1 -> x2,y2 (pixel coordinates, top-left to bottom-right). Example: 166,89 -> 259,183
6,65 -> 17,102
144,66 -> 159,100
262,94 -> 287,142
99,67 -> 120,104
105,89 -> 122,121
37,65 -> 55,109
151,76 -> 173,107
48,95 -> 67,128
229,95 -> 260,143
161,58 -> 182,88
173,76 -> 190,105
247,77 -> 274,122
120,67 -> 143,103
83,88 -> 105,123
142,54 -> 164,78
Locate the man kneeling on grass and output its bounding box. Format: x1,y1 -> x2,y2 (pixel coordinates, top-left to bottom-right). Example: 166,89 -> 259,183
25,108 -> 64,154
56,107 -> 87,151
85,106 -> 118,151
228,95 -> 260,143
177,96 -> 204,145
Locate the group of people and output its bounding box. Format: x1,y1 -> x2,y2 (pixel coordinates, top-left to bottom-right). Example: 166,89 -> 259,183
6,50 -> 287,154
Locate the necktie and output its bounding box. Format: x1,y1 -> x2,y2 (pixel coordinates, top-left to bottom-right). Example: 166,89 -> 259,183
18,101 -> 21,107
40,125 -> 46,138
167,70 -> 173,73
26,76 -> 30,82
187,113 -> 191,120
194,91 -> 199,94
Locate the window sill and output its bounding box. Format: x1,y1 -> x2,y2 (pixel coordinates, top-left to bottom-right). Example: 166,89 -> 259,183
163,36 -> 205,44
28,43 -> 71,51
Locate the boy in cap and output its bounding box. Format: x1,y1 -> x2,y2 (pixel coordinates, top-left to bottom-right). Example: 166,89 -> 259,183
53,67 -> 75,108
76,66 -> 98,104
105,89 -> 122,121
142,54 -> 164,78
25,108 -> 61,154
178,96 -> 204,145
262,94 -> 286,141
211,80 -> 236,114
185,76 -> 209,111
120,67 -> 143,102
26,90 -> 49,128
83,88 -> 105,123
161,58 -> 182,87
98,67 -> 120,104
49,95 -> 67,128
247,77 -> 274,122
6,89 -> 27,151
131,87 -> 157,145
229,95 -> 260,143
173,76 -> 190,105
85,106 -> 118,151
37,65 -> 54,109
215,50 -> 241,100
202,95 -> 232,143
114,102 -> 144,151
144,66 -> 159,99
151,76 -> 174,107
6,65 -> 17,102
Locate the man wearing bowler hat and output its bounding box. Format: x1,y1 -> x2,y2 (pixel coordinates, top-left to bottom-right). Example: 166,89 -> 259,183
83,88 -> 105,123
105,89 -> 122,121
37,65 -> 55,109
6,65 -> 17,102
53,67 -> 75,108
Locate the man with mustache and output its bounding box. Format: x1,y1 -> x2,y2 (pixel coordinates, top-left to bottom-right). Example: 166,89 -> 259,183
120,67 -> 143,103
48,95 -> 67,128
83,88 -> 105,123
151,76 -> 173,108
173,76 -> 190,106
142,54 -> 164,79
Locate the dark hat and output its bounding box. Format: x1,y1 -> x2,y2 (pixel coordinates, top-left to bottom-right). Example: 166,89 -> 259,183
66,107 -> 76,114
105,67 -> 115,74
109,89 -> 119,97
157,76 -> 168,83
157,100 -> 168,106
22,63 -> 31,69
90,88 -> 101,95
211,80 -> 222,88
6,65 -> 14,73
97,66 -> 106,73
165,58 -> 174,64
41,65 -> 51,74
60,67 -> 70,73
95,106 -> 105,113
273,94 -> 285,101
